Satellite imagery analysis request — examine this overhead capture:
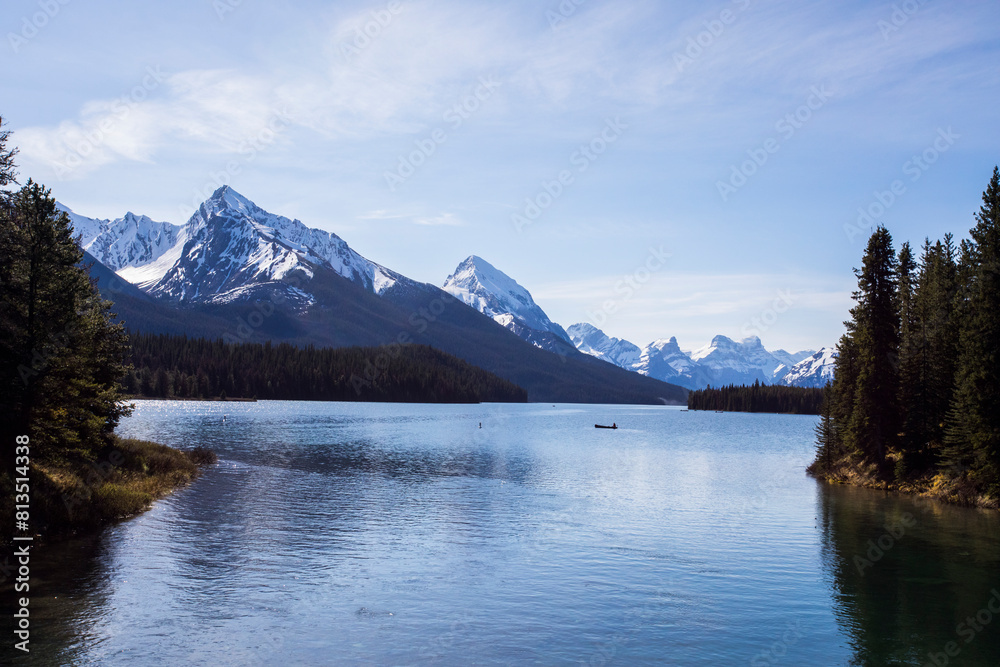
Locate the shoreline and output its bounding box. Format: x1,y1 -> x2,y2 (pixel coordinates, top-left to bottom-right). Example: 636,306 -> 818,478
808,458 -> 999,511
2,437 -> 217,547
128,396 -> 686,406
689,408 -> 821,416
128,396 -> 258,402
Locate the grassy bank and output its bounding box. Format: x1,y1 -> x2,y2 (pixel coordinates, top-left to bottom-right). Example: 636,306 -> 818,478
808,452 -> 999,511
2,437 -> 216,544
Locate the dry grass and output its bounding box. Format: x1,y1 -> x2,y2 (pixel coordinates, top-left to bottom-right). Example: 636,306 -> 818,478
4,436 -> 216,542
810,451 -> 1000,510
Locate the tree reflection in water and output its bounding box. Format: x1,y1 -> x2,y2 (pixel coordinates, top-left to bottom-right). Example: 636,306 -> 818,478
818,483 -> 1000,666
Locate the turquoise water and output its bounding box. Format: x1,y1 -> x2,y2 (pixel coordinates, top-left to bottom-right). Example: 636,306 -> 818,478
11,401 -> 1000,665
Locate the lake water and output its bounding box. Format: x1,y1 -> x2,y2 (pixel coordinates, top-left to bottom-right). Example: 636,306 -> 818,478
10,401 -> 1000,665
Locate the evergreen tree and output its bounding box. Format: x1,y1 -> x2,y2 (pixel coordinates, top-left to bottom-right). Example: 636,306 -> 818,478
895,241 -> 922,478
687,383 -> 824,414
897,242 -> 917,343
810,167 -> 999,497
911,237 -> 957,465
847,226 -> 900,472
122,332 -> 528,404
828,330 -> 858,461
0,180 -> 133,464
0,115 -> 16,200
897,241 -> 926,468
813,384 -> 836,474
945,167 -> 1000,491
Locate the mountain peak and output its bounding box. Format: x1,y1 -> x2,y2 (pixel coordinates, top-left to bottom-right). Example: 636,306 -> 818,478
780,347 -> 836,388
444,256 -> 570,344
706,334 -> 736,348
452,255 -> 506,284
146,187 -> 406,302
445,256 -> 527,301
568,323 -> 642,369
649,337 -> 683,353
206,185 -> 257,215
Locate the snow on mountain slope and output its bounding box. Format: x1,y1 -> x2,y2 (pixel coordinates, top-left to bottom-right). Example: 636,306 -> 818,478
781,347 -> 836,388
568,323 -> 641,368
62,188 -> 833,393
60,203 -> 182,274
637,337 -> 713,389
567,323 -> 832,390
567,326 -> 714,390
87,212 -> 182,271
443,256 -> 571,344
57,203 -> 105,247
116,227 -> 189,288
771,348 -> 816,370
688,335 -> 786,385
148,186 -> 411,303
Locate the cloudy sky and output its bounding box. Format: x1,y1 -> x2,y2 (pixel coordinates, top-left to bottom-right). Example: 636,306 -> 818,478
3,0 -> 998,352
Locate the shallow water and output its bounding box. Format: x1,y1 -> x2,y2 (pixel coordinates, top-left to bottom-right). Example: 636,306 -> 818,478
8,401 -> 1000,665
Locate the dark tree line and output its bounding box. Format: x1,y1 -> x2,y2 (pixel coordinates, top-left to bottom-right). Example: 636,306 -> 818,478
811,167 -> 1000,497
125,332 -> 528,404
688,381 -> 824,414
1,116 -> 132,467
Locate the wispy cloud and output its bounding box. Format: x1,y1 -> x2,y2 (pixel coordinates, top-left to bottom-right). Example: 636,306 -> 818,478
17,0 -> 996,179
413,213 -> 464,227
356,210 -> 464,226
357,209 -> 411,221
18,69 -> 287,180
6,0 -> 996,350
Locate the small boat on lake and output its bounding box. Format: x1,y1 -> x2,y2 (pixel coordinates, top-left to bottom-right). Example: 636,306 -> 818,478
595,423 -> 618,429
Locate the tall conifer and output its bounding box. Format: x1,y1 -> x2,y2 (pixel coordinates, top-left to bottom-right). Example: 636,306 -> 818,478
847,226 -> 900,472
0,181 -> 133,463
945,168 -> 1000,490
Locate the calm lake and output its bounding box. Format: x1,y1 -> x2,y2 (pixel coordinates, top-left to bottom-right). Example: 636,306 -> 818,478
12,401 -> 1000,665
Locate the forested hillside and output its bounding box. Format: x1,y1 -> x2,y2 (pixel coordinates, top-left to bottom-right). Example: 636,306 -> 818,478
688,382 -> 824,414
125,332 -> 528,404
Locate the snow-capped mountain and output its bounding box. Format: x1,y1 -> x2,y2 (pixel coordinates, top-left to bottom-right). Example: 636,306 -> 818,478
566,324 -> 827,389
689,335 -> 788,386
443,256 -> 571,349
151,186 -> 413,304
58,203 -> 183,278
433,251 -> 829,390
63,186 -> 413,306
637,336 -> 713,389
57,186 -> 823,400
568,323 -> 641,368
58,203 -> 105,246
771,348 -> 816,370
780,347 -> 836,388
437,258 -> 826,388
60,187 -> 694,405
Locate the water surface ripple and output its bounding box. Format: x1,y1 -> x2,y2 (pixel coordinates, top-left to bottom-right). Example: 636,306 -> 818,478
10,401 -> 1000,665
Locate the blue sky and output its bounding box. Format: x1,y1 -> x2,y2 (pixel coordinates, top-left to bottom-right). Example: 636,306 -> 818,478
3,0 -> 998,353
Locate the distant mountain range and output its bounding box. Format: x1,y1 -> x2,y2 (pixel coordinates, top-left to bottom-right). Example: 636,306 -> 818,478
64,186 -> 832,399
64,187 -> 687,405
432,257 -> 836,390
568,324 -> 835,390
